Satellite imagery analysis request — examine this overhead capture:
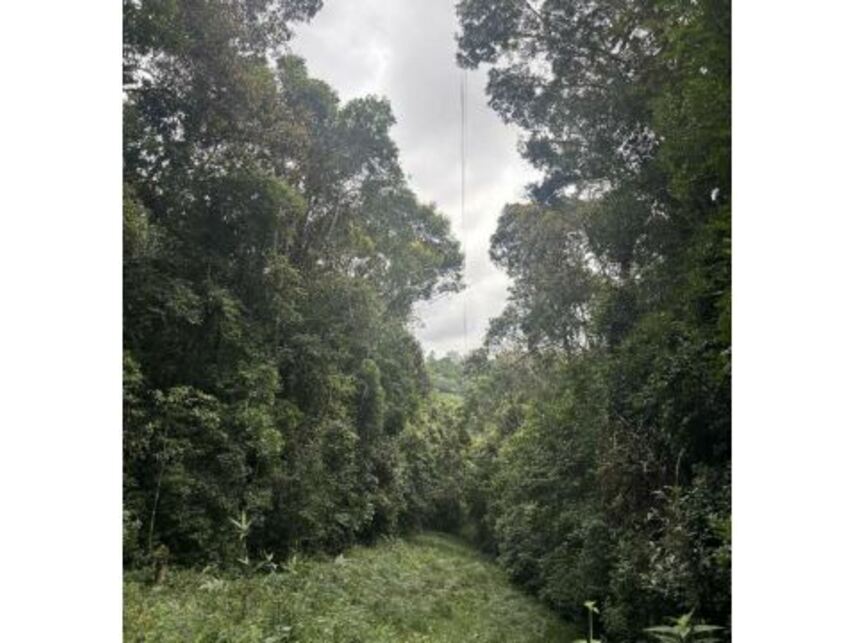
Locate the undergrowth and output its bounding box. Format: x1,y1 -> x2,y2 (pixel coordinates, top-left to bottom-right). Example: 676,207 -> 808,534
124,532 -> 578,642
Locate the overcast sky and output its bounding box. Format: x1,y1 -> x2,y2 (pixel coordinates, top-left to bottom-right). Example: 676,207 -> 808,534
292,1 -> 539,356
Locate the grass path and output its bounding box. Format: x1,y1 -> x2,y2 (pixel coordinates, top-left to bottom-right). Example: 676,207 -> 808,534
124,532 -> 579,642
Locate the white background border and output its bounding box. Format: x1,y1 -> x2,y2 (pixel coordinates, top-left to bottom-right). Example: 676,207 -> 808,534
0,1 -> 122,639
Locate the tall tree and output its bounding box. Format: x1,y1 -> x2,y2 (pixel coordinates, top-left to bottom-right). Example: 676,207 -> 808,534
455,0 -> 731,637
124,0 -> 463,565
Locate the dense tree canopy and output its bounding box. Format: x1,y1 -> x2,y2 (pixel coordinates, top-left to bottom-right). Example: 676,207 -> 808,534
123,0 -> 464,565
452,0 -> 731,638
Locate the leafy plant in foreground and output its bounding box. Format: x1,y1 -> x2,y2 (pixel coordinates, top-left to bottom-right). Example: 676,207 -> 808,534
231,510 -> 254,569
230,510 -> 256,619
573,600 -> 602,643
644,611 -> 723,642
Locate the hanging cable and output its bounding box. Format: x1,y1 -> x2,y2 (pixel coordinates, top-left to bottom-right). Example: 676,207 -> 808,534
460,69 -> 469,354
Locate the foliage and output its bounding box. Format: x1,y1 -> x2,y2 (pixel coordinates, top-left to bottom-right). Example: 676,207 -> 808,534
124,0 -> 463,569
573,600 -> 603,643
398,394 -> 469,533
123,533 -> 578,642
452,0 -> 731,639
425,352 -> 467,398
645,611 -> 724,642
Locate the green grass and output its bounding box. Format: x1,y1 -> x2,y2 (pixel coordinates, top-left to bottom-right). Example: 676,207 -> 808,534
124,532 -> 579,642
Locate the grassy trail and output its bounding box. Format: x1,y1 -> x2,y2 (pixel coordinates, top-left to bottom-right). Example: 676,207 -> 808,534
124,532 -> 578,642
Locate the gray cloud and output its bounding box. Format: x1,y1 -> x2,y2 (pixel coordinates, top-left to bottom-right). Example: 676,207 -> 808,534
292,1 -> 539,356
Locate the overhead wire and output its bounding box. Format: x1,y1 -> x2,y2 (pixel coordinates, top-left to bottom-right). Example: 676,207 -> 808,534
460,69 -> 469,354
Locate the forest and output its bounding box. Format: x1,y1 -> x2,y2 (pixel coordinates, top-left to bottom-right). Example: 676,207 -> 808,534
123,0 -> 730,640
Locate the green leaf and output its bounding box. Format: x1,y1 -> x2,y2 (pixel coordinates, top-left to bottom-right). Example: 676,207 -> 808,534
692,625 -> 723,633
